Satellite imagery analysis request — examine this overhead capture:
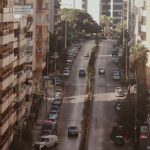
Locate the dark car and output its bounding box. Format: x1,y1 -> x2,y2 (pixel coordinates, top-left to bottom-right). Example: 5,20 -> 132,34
79,69 -> 86,77
68,126 -> 79,137
114,135 -> 124,146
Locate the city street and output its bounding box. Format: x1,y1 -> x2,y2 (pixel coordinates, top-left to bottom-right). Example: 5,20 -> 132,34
53,40 -> 95,150
87,39 -> 132,150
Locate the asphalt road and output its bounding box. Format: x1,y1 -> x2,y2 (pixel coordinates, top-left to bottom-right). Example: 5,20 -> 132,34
87,39 -> 133,150
54,40 -> 95,150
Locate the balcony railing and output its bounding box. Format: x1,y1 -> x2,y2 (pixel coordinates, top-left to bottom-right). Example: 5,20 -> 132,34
0,8 -> 13,22
0,32 -> 14,45
0,127 -> 13,149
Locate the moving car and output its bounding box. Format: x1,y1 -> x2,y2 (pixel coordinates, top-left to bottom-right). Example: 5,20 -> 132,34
83,53 -> 89,57
99,68 -> 105,74
79,69 -> 86,77
34,135 -> 58,149
115,87 -> 124,97
113,70 -> 121,80
68,126 -> 79,137
114,135 -> 124,146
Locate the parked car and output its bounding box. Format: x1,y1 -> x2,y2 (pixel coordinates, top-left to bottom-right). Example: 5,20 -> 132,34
50,106 -> 59,113
63,69 -> 70,77
68,126 -> 79,137
51,98 -> 61,106
34,135 -> 58,149
79,69 -> 86,77
48,111 -> 58,123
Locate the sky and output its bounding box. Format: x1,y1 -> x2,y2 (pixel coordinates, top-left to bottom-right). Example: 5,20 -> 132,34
61,0 -> 100,24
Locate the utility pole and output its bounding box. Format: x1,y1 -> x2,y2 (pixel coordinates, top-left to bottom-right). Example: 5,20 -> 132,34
64,21 -> 67,49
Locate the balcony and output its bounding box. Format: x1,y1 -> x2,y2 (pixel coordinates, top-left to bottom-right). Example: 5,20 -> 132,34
18,71 -> 26,83
0,53 -> 14,68
26,85 -> 32,95
26,54 -> 32,63
0,73 -> 13,91
26,69 -> 32,79
0,8 -> 13,22
0,128 -> 14,150
0,33 -> 14,45
19,90 -> 26,101
26,38 -> 33,46
0,110 -> 16,135
17,54 -> 26,66
0,92 -> 13,114
141,25 -> 147,32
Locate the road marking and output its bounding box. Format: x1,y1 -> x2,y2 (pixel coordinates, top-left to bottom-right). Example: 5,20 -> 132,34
63,94 -> 88,103
97,54 -> 112,57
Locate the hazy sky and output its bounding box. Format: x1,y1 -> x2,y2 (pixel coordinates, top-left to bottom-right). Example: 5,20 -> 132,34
61,0 -> 100,24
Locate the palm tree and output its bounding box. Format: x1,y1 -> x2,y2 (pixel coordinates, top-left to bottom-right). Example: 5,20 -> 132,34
129,42 -> 149,123
129,42 -> 148,87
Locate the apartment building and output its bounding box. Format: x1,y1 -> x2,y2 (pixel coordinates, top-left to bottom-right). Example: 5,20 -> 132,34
134,0 -> 150,87
49,0 -> 61,34
0,0 -> 34,149
32,0 -> 49,84
100,0 -> 124,27
0,0 -> 16,149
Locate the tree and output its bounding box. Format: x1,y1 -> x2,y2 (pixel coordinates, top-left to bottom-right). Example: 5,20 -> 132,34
61,8 -> 101,39
129,42 -> 149,123
100,15 -> 112,37
129,43 -> 148,87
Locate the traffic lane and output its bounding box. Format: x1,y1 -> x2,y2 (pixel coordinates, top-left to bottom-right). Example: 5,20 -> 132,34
56,40 -> 95,150
88,40 -> 129,150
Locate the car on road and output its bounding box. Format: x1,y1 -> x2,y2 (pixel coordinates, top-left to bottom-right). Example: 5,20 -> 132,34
83,53 -> 89,57
114,135 -> 124,146
79,69 -> 86,77
51,98 -> 61,106
115,102 -> 122,112
99,68 -> 105,74
68,126 -> 79,137
50,106 -> 59,113
112,50 -> 118,57
115,87 -> 124,97
113,70 -> 121,80
34,135 -> 58,149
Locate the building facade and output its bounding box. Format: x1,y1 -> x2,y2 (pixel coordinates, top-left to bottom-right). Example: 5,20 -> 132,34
100,0 -> 124,27
0,0 -> 34,149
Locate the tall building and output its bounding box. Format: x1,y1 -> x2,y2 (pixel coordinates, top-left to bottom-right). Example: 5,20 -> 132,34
0,0 -> 33,149
33,0 -> 49,83
100,0 -> 124,27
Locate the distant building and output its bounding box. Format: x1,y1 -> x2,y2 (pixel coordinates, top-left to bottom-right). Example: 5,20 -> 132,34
100,0 -> 125,27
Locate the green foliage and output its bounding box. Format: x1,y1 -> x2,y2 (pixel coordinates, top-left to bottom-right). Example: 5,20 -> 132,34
61,8 -> 101,37
129,43 -> 148,69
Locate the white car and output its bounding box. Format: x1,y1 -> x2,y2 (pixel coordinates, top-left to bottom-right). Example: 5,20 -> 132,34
34,135 -> 58,149
115,87 -> 124,97
99,68 -> 105,74
63,69 -> 70,77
